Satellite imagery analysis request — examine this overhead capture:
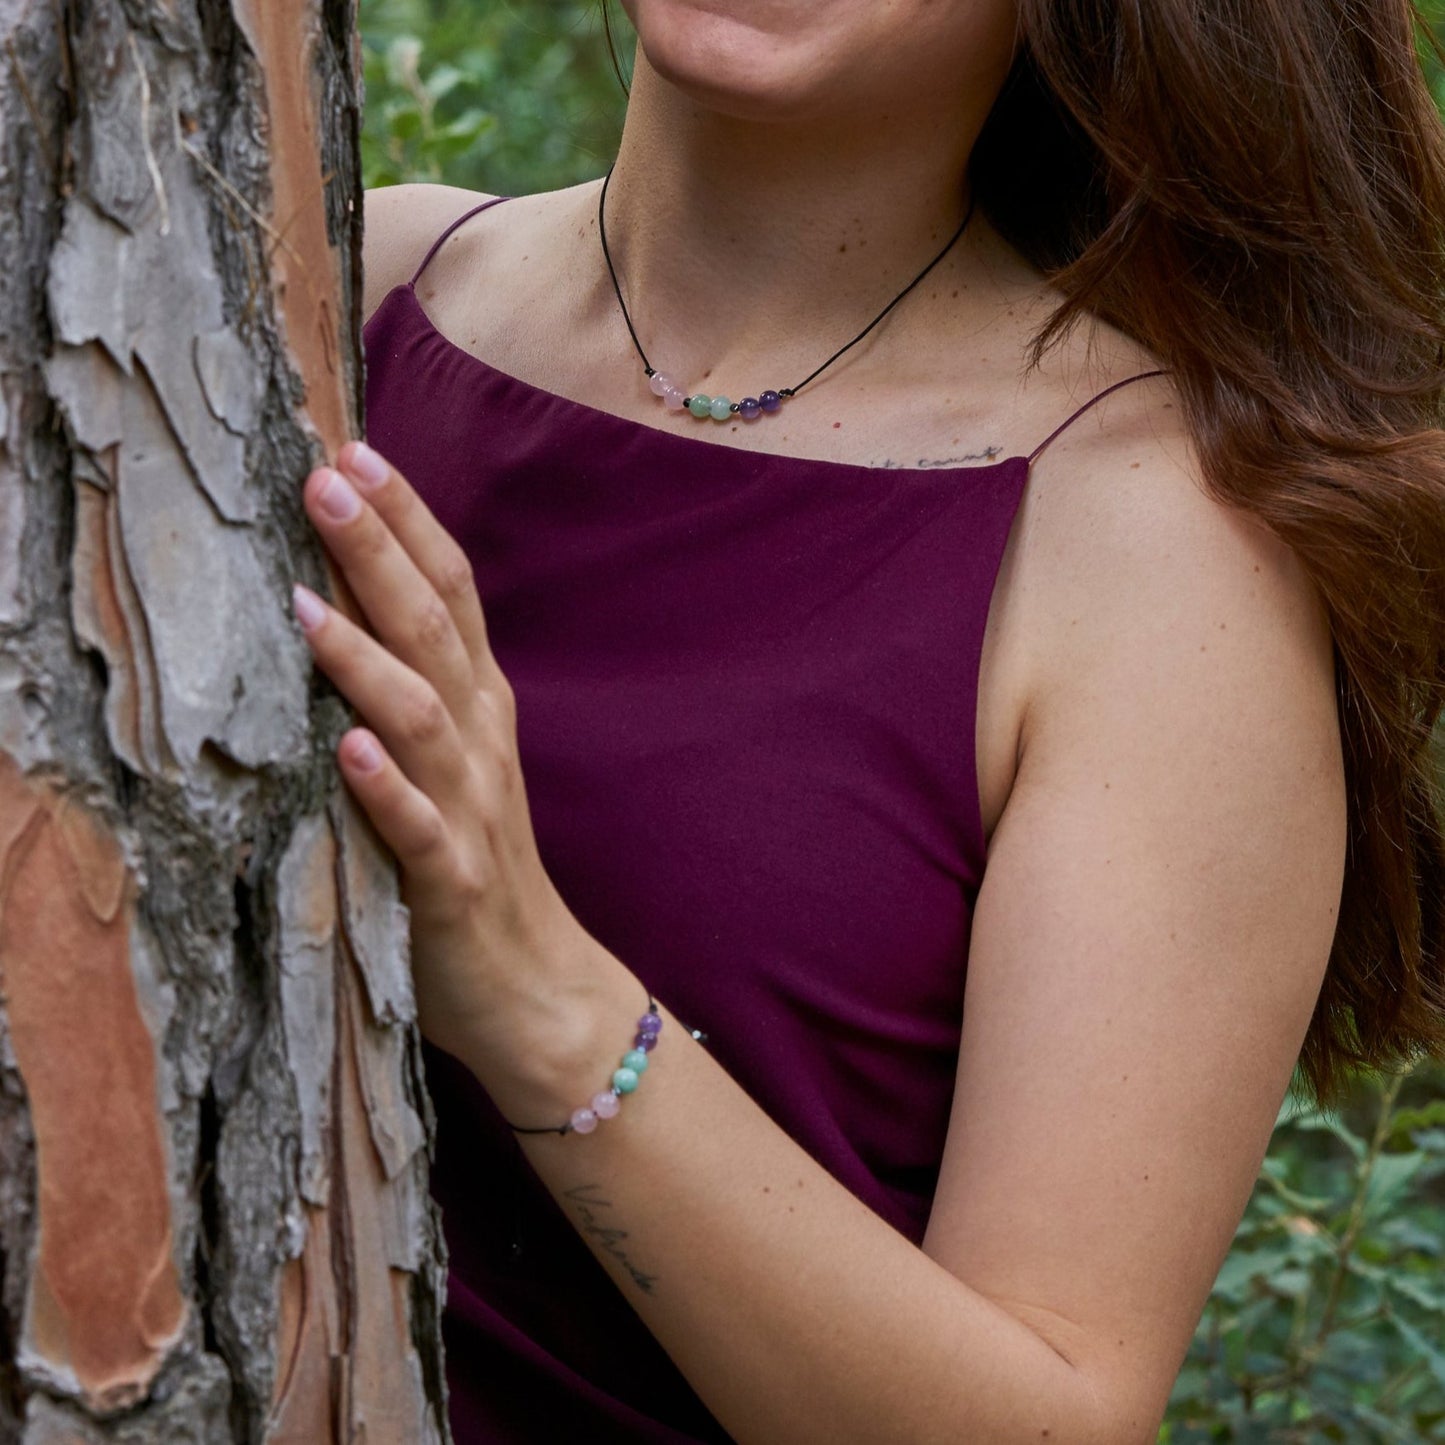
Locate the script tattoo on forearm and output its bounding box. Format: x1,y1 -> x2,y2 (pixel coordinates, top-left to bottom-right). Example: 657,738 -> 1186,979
563,1183 -> 659,1296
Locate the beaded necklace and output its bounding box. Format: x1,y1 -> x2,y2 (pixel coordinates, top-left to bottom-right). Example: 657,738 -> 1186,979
597,164 -> 977,422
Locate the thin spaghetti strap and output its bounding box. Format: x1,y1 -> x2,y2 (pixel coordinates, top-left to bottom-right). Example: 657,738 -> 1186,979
408,196 -> 513,288
1026,368 -> 1171,465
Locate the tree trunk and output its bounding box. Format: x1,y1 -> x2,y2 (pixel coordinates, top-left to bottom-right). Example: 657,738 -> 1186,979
0,1 -> 450,1439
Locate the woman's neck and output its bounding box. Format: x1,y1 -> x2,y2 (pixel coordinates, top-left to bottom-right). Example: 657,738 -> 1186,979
599,57 -> 996,387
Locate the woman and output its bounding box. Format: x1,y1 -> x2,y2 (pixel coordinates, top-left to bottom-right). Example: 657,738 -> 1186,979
290,0 -> 1445,1439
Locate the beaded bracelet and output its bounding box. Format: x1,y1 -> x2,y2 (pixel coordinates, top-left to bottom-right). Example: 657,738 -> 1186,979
507,993 -> 668,1138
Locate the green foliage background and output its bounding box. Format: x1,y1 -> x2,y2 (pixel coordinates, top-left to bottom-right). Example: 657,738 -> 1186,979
358,3 -> 1445,1440
359,0 -> 628,194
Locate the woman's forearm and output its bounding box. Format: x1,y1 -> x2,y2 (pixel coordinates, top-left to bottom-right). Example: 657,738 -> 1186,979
485,943 -> 1120,1445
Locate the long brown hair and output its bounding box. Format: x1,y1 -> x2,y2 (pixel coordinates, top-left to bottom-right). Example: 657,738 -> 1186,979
599,0 -> 1445,1109
971,0 -> 1445,1109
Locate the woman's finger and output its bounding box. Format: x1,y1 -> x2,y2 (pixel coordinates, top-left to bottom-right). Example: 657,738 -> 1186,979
293,581 -> 473,802
333,440 -> 505,691
303,464 -> 483,726
334,726 -> 455,871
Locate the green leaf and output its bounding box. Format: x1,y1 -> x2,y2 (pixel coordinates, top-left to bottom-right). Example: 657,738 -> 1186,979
424,63 -> 467,101
1386,1311 -> 1445,1393
1268,1264 -> 1314,1299
1387,1099 -> 1445,1145
1291,1112 -> 1368,1163
1379,1215 -> 1445,1257
1213,1245 -> 1297,1301
1387,1273 -> 1445,1316
1411,1127 -> 1445,1155
388,107 -> 424,142
1346,1255 -> 1388,1283
1259,1155 -> 1337,1213
1363,1152 -> 1428,1219
435,107 -> 494,140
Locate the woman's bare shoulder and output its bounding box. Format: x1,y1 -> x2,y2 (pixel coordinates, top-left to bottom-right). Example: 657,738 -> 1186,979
1011,361 -> 1335,760
361,182 -> 498,324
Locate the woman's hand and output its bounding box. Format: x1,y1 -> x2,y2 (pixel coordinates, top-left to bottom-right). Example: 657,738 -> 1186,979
291,439 -> 608,1099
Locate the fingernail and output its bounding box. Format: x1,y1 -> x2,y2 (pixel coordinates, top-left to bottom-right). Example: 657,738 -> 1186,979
347,733 -> 383,773
292,583 -> 328,632
317,469 -> 361,522
341,441 -> 389,490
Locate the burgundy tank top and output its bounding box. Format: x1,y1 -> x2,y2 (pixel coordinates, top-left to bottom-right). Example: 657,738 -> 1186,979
361,197 -> 1164,1444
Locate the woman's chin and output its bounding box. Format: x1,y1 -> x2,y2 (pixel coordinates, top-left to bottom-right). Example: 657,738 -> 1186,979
629,9 -> 847,124
647,63 -> 822,125
622,0 -> 1018,130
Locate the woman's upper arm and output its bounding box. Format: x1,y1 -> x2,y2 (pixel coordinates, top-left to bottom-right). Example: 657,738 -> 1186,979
922,412 -> 1348,1436
361,181 -> 495,325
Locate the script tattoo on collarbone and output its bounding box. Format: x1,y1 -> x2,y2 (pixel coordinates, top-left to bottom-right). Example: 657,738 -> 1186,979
563,1183 -> 659,1296
874,445 -> 1004,469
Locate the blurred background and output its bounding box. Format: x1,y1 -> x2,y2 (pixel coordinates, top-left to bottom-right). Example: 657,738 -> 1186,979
356,1 -> 1445,195
357,3 -> 1445,1440
359,0 -> 629,194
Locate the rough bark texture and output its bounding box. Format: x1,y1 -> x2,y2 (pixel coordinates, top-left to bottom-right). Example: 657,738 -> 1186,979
0,1 -> 450,1439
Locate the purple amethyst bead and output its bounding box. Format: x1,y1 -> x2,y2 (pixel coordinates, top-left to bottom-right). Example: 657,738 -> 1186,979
638,1011 -> 663,1033
634,1032 -> 659,1052
759,390 -> 782,413
739,397 -> 762,420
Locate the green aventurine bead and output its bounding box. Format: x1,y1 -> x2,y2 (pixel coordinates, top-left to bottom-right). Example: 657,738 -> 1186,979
621,1049 -> 649,1074
687,394 -> 711,418
612,1066 -> 641,1093
709,396 -> 732,421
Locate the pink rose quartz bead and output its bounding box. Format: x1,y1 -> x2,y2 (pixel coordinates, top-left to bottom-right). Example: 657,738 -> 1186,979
648,372 -> 674,397
591,1091 -> 621,1119
569,1107 -> 599,1134
662,386 -> 688,412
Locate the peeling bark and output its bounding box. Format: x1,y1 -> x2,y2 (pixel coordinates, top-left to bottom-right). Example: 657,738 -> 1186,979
230,0 -> 352,459
0,1 -> 449,1440
0,757 -> 186,1412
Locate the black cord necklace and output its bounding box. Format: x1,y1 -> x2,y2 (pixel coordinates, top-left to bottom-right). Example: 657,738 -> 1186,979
597,164 -> 977,423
